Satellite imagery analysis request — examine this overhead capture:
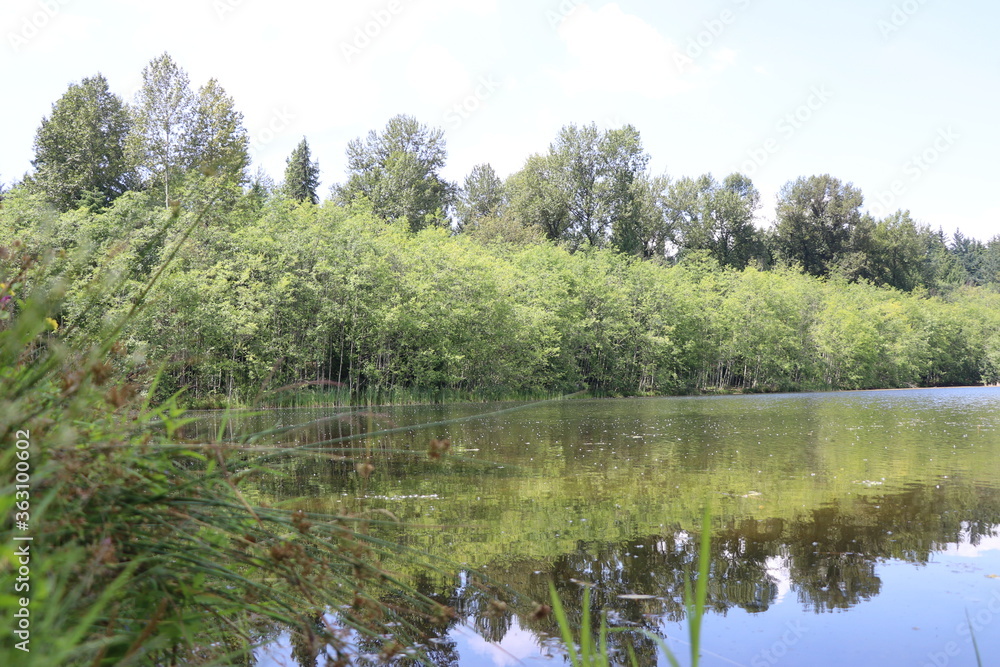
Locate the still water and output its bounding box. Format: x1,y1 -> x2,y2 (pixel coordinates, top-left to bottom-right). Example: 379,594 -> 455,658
197,387 -> 1000,666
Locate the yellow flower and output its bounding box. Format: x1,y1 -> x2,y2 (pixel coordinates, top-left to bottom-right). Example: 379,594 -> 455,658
45,317 -> 59,331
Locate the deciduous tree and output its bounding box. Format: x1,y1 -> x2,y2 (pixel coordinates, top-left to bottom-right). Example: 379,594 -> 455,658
611,174 -> 672,259
183,78 -> 250,199
554,123 -> 649,248
773,174 -> 863,276
864,211 -> 933,290
505,123 -> 651,251
455,163 -> 504,231
337,115 -> 454,230
29,73 -> 133,211
665,173 -> 762,268
130,52 -> 194,206
505,153 -> 571,241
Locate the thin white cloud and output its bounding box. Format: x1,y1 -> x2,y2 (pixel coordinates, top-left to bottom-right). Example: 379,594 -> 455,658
405,43 -> 474,106
461,620 -> 545,666
941,524 -> 1000,558
767,556 -> 792,605
553,3 -> 690,99
4,6 -> 99,56
711,47 -> 738,70
432,0 -> 498,15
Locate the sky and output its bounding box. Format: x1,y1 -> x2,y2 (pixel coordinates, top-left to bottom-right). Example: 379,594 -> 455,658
2,0 -> 998,240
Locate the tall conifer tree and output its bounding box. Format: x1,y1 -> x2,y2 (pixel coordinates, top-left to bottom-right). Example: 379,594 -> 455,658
284,137 -> 320,204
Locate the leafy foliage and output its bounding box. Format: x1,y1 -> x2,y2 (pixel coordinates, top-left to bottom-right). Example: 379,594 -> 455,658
665,172 -> 764,268
0,205 -> 463,667
28,74 -> 134,211
455,163 -> 504,232
129,52 -> 195,207
337,114 -> 455,231
505,123 -> 652,252
773,174 -> 864,276
10,56 -> 1000,408
181,77 -> 251,206
5,188 -> 999,408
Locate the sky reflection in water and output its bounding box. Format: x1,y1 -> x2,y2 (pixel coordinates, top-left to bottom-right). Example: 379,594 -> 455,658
218,387 -> 1000,666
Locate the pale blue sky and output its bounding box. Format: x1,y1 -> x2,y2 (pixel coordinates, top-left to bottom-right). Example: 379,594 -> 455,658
3,0 -> 997,239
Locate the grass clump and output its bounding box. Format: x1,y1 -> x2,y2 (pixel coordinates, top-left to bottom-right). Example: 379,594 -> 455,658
0,205 -> 457,665
548,505 -> 713,667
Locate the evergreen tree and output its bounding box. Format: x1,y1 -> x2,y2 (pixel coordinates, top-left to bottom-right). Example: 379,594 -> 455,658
245,167 -> 275,211
29,73 -> 133,211
982,236 -> 1000,286
926,228 -> 967,287
283,137 -> 320,204
950,230 -> 986,284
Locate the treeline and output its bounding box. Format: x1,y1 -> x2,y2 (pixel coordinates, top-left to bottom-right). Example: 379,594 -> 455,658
3,53 -> 1000,403
4,188 -> 999,404
6,52 -> 1000,289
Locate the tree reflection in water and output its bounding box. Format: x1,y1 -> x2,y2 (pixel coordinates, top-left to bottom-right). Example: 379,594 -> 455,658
209,390 -> 1000,664
253,483 -> 998,665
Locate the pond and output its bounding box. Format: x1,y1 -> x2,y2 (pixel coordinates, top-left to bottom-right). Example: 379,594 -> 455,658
191,387 -> 1000,666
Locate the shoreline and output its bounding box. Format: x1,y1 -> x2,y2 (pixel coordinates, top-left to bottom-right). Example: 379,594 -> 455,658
180,382 -> 997,412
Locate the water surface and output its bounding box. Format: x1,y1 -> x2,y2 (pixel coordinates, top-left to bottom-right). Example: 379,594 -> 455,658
193,387 -> 1000,666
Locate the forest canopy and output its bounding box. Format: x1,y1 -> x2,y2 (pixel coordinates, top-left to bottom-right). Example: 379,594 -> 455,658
4,53 -> 1000,405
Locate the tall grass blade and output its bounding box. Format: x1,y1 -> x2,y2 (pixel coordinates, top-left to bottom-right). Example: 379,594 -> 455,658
549,580 -> 581,666
688,503 -> 712,667
967,610 -> 983,667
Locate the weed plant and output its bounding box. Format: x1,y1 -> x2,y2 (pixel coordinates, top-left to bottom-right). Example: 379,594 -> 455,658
548,505 -> 712,667
0,203 -> 462,665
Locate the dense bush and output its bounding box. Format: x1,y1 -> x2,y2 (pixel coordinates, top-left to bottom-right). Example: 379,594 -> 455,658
3,192 -> 998,407
0,213 -> 461,665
